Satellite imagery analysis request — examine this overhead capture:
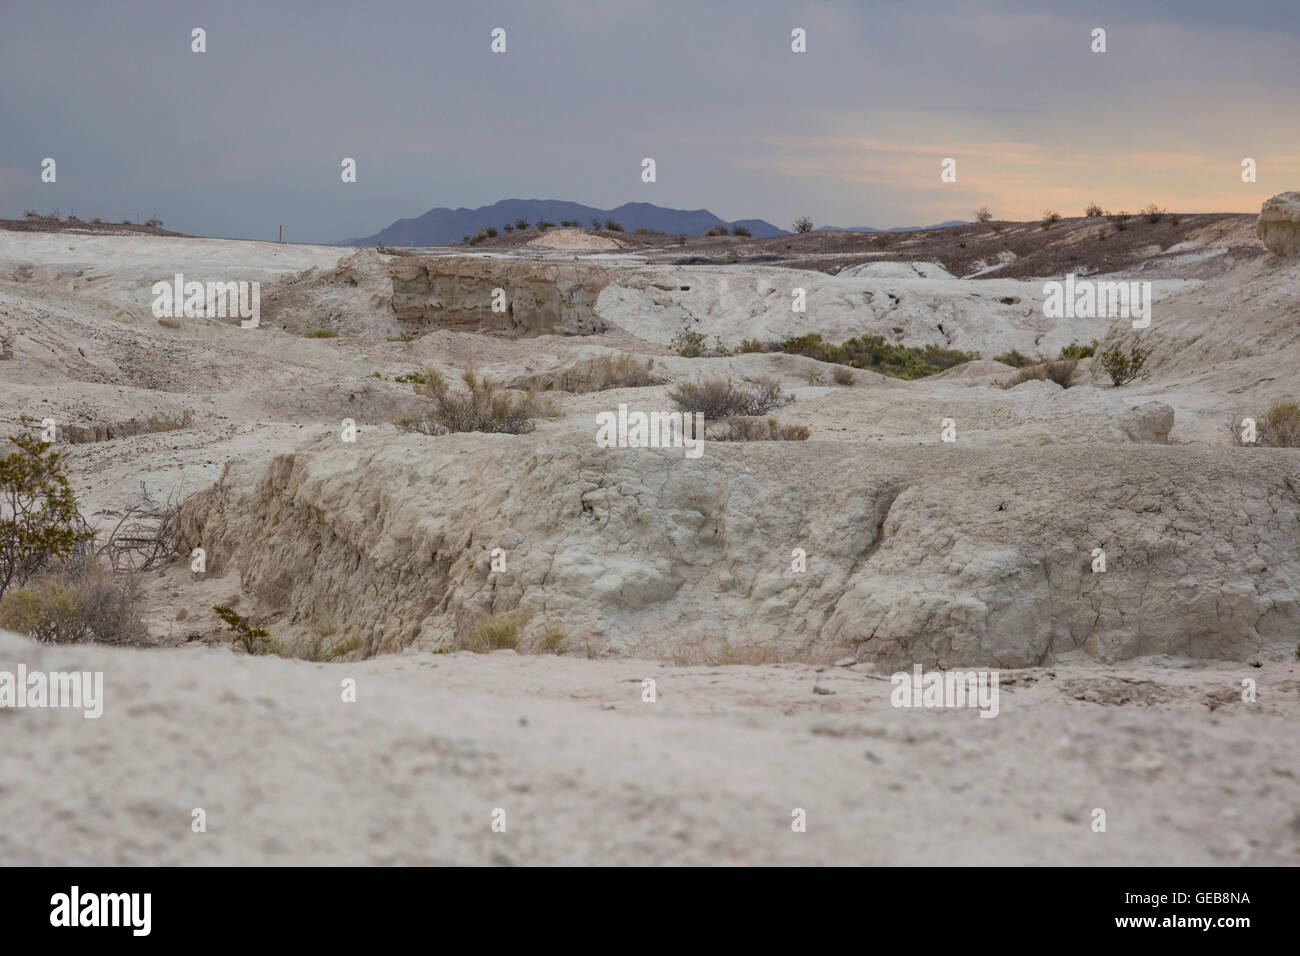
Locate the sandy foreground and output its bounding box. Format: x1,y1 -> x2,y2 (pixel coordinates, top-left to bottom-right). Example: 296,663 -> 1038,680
2,628 -> 1296,866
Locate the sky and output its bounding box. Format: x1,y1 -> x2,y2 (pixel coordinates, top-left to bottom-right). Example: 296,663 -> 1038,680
2,0 -> 1297,242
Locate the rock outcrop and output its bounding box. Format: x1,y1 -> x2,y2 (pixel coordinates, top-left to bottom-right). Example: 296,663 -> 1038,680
388,256 -> 610,335
179,433 -> 1300,667
1256,192 -> 1300,257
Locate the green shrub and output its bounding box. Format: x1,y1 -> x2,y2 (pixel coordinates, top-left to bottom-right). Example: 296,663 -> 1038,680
671,328 -> 709,357
832,366 -> 856,385
304,329 -> 338,338
1059,340 -> 1097,360
731,225 -> 752,237
1107,210 -> 1130,231
793,215 -> 814,234
993,349 -> 1034,368
1141,204 -> 1164,224
774,332 -> 978,380
213,604 -> 283,655
1,429 -> 96,599
485,226 -> 498,238
1084,202 -> 1104,217
1099,341 -> 1152,386
1041,209 -> 1062,229
975,207 -> 992,222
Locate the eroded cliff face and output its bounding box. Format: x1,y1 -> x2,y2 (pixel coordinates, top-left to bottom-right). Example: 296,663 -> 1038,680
388,256 -> 610,335
178,431 -> 1300,667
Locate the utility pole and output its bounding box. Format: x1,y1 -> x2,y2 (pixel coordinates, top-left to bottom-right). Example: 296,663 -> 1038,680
279,225 -> 283,243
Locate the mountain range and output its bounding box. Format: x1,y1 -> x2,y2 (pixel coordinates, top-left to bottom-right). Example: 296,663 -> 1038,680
341,199 -> 964,246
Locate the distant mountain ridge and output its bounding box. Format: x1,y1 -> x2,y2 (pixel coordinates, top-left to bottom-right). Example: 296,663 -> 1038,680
342,200 -> 788,246
341,199 -> 965,246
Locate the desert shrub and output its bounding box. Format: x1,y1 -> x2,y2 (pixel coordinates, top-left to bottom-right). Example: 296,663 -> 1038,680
399,368 -> 549,435
0,570 -> 145,645
292,620 -> 371,661
805,369 -> 827,385
671,328 -> 709,357
393,370 -> 427,386
23,210 -> 38,219
1107,210 -> 1130,231
485,226 -> 498,238
386,332 -> 414,342
461,236 -> 470,244
142,409 -> 195,433
533,624 -> 567,654
121,219 -> 131,225
993,349 -> 1034,368
668,377 -> 792,418
774,332 -> 977,380
1141,204 -> 1164,224
1,430 -> 96,599
707,417 -> 809,442
537,221 -> 555,231
676,235 -> 686,245
145,218 -> 164,228
832,366 -> 856,385
515,218 -> 530,230
793,215 -> 814,234
213,604 -> 283,655
736,338 -> 768,354
731,225 -> 752,237
556,354 -> 660,392
975,207 -> 992,222
1059,340 -> 1097,360
304,328 -> 338,338
458,611 -> 526,652
1084,202 -> 1104,217
1041,209 -> 1062,229
998,357 -> 1077,389
1099,341 -> 1152,386
502,224 -> 514,233
1234,400 -> 1300,448
704,226 -> 727,237
991,224 -> 1003,234
604,220 -> 623,231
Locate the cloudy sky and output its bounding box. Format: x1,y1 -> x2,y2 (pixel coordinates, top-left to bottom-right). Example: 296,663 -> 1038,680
2,0 -> 1296,242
